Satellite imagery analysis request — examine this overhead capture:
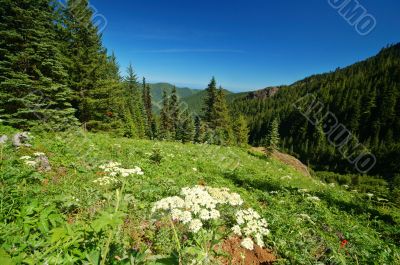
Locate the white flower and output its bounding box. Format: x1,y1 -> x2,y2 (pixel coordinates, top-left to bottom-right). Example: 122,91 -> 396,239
205,187 -> 243,206
180,211 -> 192,224
298,213 -> 315,224
20,156 -> 32,160
33,152 -> 45,157
192,168 -> 198,172
93,176 -> 119,186
329,183 -> 335,187
307,196 -> 321,202
152,196 -> 185,212
377,198 -> 388,202
171,208 -> 183,221
232,225 -> 242,236
255,233 -> 265,247
152,185 -> 270,243
234,208 -> 269,248
241,238 -> 254,250
366,193 -> 374,198
25,160 -> 37,167
99,162 -> 144,178
199,209 -> 211,220
209,209 -> 220,219
189,219 -> 203,233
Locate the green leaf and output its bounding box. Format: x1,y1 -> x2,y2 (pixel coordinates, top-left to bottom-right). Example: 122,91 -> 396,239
148,255 -> 179,265
91,211 -> 125,232
51,227 -> 67,243
86,250 -> 100,265
0,248 -> 14,265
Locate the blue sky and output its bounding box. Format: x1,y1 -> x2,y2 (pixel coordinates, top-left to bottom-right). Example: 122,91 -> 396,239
91,0 -> 400,92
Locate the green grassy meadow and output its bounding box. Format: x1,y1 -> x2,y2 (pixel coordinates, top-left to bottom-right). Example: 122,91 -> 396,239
0,127 -> 399,264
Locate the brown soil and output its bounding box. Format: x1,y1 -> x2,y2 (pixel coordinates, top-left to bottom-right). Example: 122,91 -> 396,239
217,237 -> 276,265
251,147 -> 311,177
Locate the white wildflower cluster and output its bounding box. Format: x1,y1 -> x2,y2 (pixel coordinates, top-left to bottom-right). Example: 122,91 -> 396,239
307,196 -> 321,202
99,161 -> 144,177
205,186 -> 243,206
93,161 -> 144,186
298,213 -> 315,224
20,152 -> 46,167
280,175 -> 292,180
233,208 -> 270,250
93,176 -> 120,186
240,238 -> 255,250
298,188 -> 309,193
152,186 -> 244,233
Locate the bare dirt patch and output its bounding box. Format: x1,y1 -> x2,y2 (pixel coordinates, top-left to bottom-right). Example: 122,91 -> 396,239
218,237 -> 276,265
251,147 -> 311,177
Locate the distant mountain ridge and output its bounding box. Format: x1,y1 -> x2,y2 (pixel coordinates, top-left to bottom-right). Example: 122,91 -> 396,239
148,83 -> 201,104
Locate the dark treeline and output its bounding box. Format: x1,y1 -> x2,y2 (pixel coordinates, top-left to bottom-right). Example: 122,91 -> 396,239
0,0 -> 248,146
232,43 -> 400,180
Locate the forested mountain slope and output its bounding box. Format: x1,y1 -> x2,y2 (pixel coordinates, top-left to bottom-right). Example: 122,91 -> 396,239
232,43 -> 400,179
148,83 -> 200,103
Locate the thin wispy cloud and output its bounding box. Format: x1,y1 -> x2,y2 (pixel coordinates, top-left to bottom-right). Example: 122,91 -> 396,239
132,48 -> 246,54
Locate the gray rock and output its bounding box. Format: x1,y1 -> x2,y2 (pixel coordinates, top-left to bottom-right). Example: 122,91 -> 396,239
36,154 -> 51,172
12,132 -> 32,147
0,135 -> 8,144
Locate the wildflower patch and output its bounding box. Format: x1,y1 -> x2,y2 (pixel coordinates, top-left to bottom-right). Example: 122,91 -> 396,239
151,185 -> 271,263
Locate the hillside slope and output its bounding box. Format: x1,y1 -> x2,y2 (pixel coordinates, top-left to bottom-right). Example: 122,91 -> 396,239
232,43 -> 400,178
148,83 -> 201,103
0,127 -> 399,264
181,89 -> 235,116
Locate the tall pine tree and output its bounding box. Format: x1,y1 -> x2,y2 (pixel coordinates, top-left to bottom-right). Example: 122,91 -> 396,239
62,0 -> 107,124
159,89 -> 171,140
125,64 -> 145,138
265,118 -> 280,150
169,86 -> 179,138
234,115 -> 249,146
0,0 -> 77,130
202,77 -> 218,125
142,78 -> 154,138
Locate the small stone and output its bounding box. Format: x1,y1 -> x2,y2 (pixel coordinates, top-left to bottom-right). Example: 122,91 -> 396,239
12,132 -> 32,147
0,135 -> 8,144
35,155 -> 51,172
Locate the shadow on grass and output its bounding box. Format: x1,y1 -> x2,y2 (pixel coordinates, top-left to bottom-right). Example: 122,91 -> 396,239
224,170 -> 398,228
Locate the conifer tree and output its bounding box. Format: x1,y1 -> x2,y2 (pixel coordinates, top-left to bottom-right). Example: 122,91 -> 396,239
234,115 -> 250,146
62,0 -> 106,124
212,87 -> 234,144
142,78 -> 154,138
265,118 -> 280,150
125,64 -> 145,138
203,77 -> 218,125
194,116 -> 203,143
0,0 -> 77,130
178,110 -> 195,143
169,86 -> 179,138
159,89 -> 171,140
